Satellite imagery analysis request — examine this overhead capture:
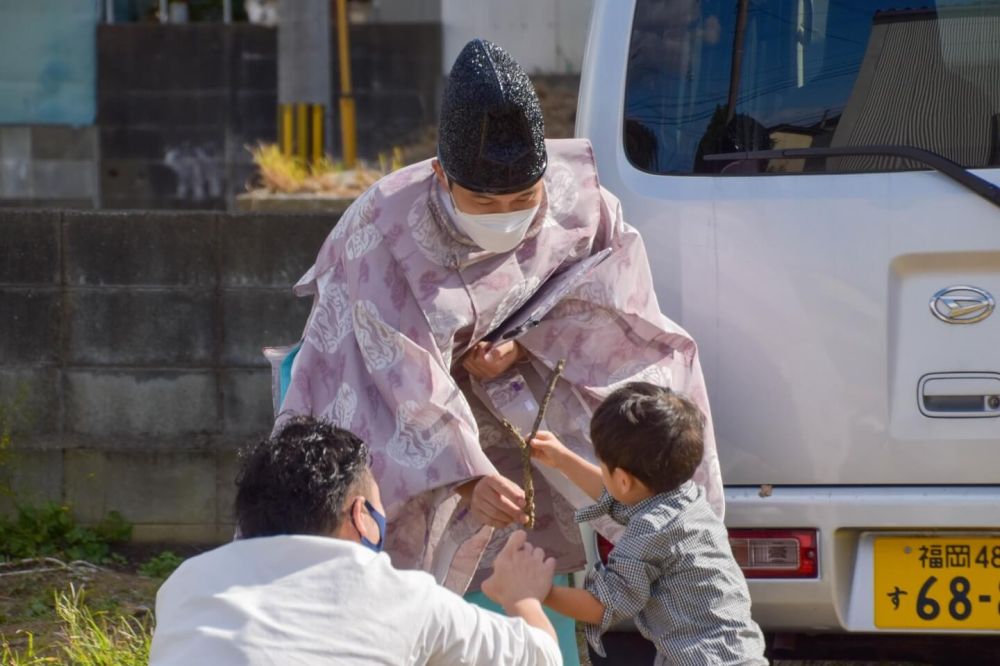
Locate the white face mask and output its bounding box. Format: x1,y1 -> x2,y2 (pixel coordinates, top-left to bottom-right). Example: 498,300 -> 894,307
442,190 -> 540,253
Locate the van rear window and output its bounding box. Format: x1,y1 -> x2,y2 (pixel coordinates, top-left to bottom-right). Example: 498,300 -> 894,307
624,1 -> 1000,175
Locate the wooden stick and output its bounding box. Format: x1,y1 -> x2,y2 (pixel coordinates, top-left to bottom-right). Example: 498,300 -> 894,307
528,359 -> 566,446
501,359 -> 566,529
500,419 -> 535,529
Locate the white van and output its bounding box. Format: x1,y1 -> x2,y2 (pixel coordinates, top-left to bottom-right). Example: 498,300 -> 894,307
576,0 -> 1000,650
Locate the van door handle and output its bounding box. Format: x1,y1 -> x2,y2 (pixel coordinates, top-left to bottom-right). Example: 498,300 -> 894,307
918,373 -> 1000,417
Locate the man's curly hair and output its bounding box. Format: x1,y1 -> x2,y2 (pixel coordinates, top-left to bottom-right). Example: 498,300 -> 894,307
591,382 -> 705,494
235,416 -> 371,538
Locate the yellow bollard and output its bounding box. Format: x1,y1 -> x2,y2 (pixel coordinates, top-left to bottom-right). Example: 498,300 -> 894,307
311,104 -> 325,165
296,104 -> 308,163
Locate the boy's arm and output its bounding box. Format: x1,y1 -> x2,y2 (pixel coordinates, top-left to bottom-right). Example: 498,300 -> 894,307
555,448 -> 604,500
531,432 -> 605,500
559,449 -> 604,500
543,585 -> 605,625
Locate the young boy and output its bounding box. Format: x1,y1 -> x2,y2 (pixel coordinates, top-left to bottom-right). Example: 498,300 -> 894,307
528,382 -> 767,665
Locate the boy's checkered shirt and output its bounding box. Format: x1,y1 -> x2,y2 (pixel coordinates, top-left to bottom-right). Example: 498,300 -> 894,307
575,481 -> 768,665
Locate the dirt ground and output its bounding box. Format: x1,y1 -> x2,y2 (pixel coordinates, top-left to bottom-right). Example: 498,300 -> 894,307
0,562 -> 158,656
0,543 -> 213,657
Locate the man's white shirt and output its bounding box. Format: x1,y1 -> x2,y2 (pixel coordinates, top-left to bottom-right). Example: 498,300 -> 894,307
149,535 -> 562,665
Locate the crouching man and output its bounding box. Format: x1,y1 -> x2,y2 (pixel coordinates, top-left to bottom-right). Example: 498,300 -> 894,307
149,416 -> 562,665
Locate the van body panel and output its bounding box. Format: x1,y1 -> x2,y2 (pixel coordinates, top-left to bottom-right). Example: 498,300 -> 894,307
578,0 -> 1000,633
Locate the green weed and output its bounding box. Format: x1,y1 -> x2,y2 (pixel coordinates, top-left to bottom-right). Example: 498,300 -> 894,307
0,504 -> 132,564
138,551 -> 184,580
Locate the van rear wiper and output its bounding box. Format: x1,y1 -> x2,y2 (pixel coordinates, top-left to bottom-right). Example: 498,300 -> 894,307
704,145 -> 1000,208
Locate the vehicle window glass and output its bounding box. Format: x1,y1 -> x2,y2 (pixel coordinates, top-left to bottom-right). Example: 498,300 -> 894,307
624,1 -> 1000,175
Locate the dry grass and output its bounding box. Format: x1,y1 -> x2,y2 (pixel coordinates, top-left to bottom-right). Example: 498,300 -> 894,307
247,143 -> 398,196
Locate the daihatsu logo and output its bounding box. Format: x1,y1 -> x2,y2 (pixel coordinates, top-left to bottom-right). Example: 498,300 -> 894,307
930,286 -> 995,324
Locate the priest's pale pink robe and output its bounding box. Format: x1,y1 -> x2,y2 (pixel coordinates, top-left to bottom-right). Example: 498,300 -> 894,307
272,139 -> 723,593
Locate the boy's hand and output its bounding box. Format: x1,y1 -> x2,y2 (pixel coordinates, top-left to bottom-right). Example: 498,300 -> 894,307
529,431 -> 570,469
462,341 -> 524,380
481,531 -> 556,612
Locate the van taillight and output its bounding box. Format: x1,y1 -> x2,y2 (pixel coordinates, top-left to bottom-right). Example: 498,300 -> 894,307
728,529 -> 818,579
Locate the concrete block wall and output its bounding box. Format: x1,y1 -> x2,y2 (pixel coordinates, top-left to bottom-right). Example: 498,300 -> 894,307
0,208 -> 335,543
95,22 -> 442,211
0,126 -> 100,208
97,24 -> 278,211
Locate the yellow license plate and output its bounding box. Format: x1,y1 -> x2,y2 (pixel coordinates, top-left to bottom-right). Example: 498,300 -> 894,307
874,536 -> 1000,629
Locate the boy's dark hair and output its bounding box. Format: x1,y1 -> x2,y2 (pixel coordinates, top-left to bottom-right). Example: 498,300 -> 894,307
591,382 -> 705,494
235,416 -> 371,538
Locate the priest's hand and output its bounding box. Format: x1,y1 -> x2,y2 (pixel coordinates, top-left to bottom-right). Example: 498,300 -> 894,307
456,474 -> 528,528
462,341 -> 525,380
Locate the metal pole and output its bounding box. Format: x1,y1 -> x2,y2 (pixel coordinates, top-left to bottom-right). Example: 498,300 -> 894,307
336,0 -> 357,168
105,0 -> 114,23
159,0 -> 168,23
325,0 -> 336,160
223,0 -> 233,24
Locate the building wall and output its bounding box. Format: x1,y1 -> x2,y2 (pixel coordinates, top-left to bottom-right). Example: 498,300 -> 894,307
369,0 -> 441,23
0,20 -> 441,210
331,23 -> 443,160
0,0 -> 98,124
440,0 -> 594,74
0,209 -> 335,542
